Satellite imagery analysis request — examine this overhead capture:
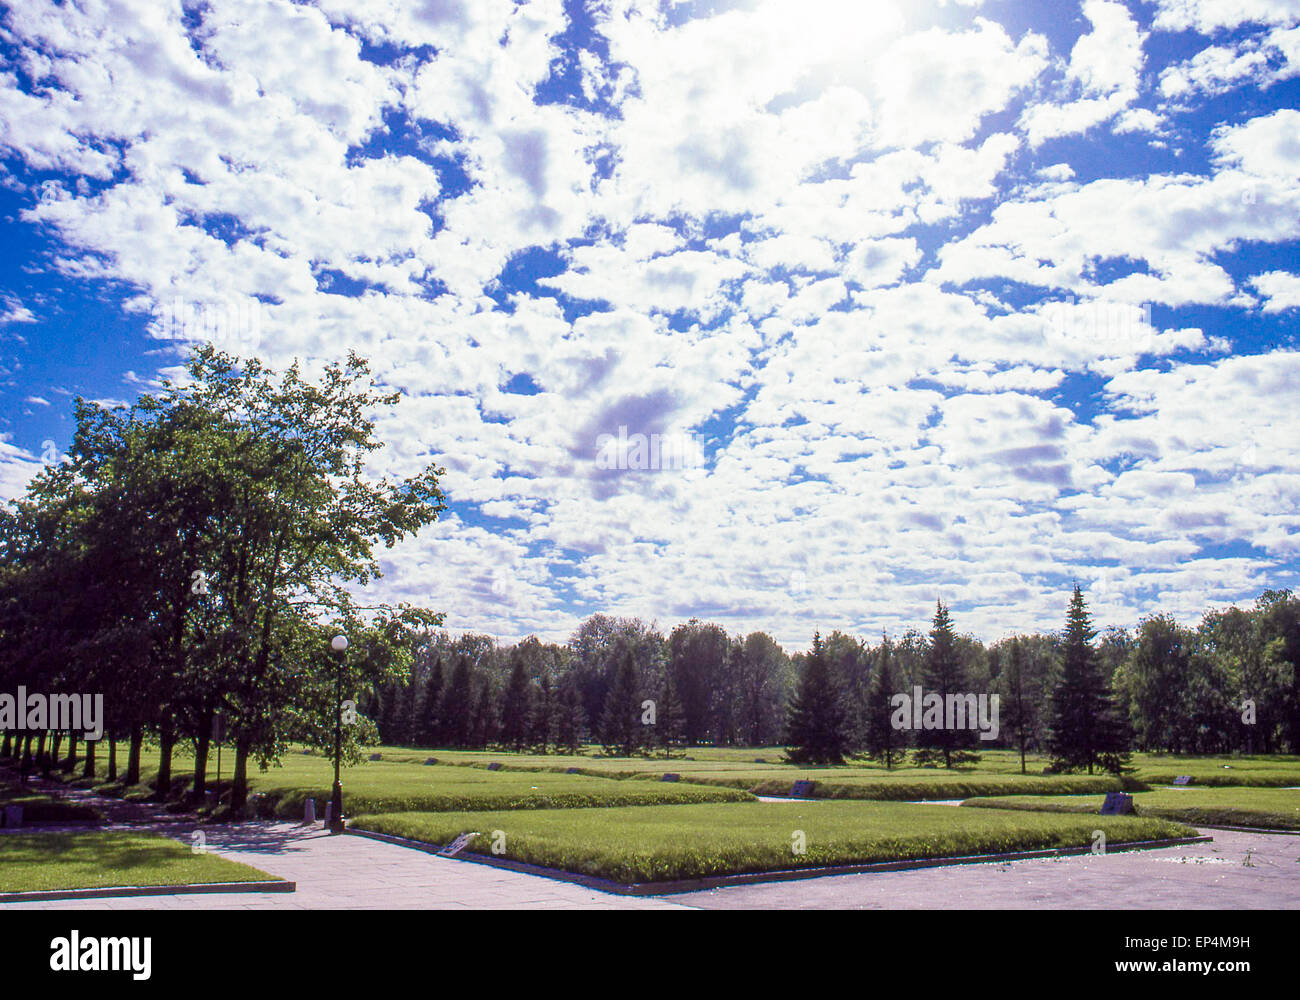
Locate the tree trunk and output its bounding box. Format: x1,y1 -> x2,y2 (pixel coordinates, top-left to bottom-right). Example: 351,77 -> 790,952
1,731 -> 11,757
64,732 -> 78,772
231,739 -> 250,813
50,730 -> 63,770
37,731 -> 49,775
192,722 -> 210,803
83,739 -> 96,779
107,733 -> 118,781
155,723 -> 175,798
125,724 -> 143,785
20,732 -> 34,782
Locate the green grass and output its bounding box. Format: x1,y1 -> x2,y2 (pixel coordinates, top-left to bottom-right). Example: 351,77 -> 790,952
244,760 -> 753,816
962,787 -> 1300,830
0,770 -> 102,824
22,747 -> 752,816
350,800 -> 1197,884
0,830 -> 278,894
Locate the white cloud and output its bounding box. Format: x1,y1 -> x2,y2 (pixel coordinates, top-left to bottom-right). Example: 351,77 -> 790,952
1250,271 -> 1300,312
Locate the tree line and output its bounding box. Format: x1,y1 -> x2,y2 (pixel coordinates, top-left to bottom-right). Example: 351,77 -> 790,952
366,587 -> 1300,771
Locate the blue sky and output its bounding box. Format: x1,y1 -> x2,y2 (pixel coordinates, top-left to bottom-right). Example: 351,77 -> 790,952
1,0 -> 1298,649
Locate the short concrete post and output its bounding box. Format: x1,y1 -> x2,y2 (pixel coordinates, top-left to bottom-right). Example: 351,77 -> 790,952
303,798 -> 316,825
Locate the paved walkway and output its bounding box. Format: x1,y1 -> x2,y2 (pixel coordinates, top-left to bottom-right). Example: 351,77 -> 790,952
3,821 -> 689,910
5,774 -> 1297,909
670,828 -> 1300,909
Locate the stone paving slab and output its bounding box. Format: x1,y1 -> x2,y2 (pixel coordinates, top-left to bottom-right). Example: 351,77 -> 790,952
667,829 -> 1300,909
0,821 -> 691,910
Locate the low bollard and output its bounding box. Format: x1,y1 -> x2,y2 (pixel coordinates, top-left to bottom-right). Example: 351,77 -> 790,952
303,798 -> 316,825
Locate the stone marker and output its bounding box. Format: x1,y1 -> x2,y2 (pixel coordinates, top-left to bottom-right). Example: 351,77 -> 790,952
303,799 -> 316,825
487,762 -> 502,771
368,753 -> 382,761
1100,792 -> 1135,815
791,780 -> 815,797
424,757 -> 438,765
1173,775 -> 1192,785
565,767 -> 580,774
323,801 -> 333,827
754,758 -> 766,764
661,773 -> 680,782
2,805 -> 22,828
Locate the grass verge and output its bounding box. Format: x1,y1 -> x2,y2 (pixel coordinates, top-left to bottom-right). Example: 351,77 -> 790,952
350,800 -> 1196,884
0,830 -> 278,894
962,787 -> 1300,830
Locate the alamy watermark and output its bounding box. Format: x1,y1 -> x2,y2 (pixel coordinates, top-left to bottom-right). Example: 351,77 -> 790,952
154,296 -> 262,353
0,687 -> 104,740
1041,297 -> 1152,345
594,425 -> 704,471
890,686 -> 1000,741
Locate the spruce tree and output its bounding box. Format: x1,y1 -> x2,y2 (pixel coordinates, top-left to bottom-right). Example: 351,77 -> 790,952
440,656 -> 474,748
500,655 -> 532,751
914,600 -> 979,769
1048,585 -> 1131,774
471,676 -> 499,750
864,637 -> 906,769
599,645 -> 642,756
653,667 -> 688,758
417,656 -> 444,747
555,676 -> 586,755
785,632 -> 850,764
529,674 -> 556,753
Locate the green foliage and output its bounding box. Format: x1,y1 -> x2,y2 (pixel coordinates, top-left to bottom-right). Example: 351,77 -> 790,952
785,633 -> 851,764
1048,586 -> 1131,775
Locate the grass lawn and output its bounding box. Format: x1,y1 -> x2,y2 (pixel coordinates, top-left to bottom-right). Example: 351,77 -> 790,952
30,748 -> 752,815
31,742 -> 1300,815
0,830 -> 278,894
962,787 -> 1300,830
350,800 -> 1197,884
0,769 -> 102,824
242,759 -> 753,816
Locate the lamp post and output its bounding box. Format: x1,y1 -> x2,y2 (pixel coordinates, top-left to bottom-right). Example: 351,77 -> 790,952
329,634 -> 348,834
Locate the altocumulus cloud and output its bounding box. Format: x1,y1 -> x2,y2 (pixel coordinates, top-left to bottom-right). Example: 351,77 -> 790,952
0,0 -> 1298,648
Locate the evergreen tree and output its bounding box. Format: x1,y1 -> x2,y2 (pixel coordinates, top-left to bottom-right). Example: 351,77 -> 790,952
417,656 -> 444,747
653,667 -> 688,758
1048,585 -> 1131,774
599,644 -> 642,756
785,632 -> 850,764
863,637 -> 906,769
529,674 -> 556,753
440,656 -> 474,748
471,675 -> 499,750
555,676 -> 586,754
999,638 -> 1036,774
500,654 -> 532,751
914,600 -> 979,769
